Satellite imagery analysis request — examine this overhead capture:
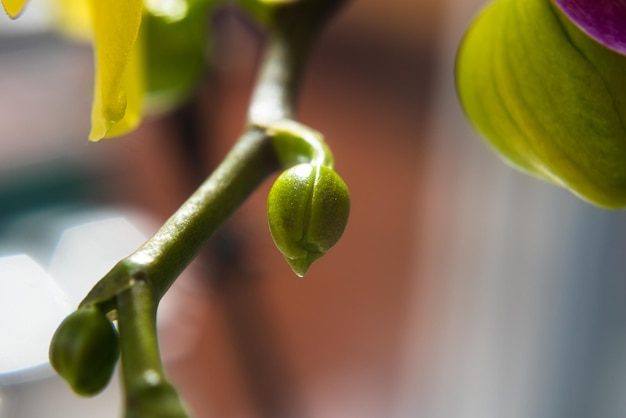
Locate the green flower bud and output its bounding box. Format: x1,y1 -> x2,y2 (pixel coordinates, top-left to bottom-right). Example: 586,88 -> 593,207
268,163 -> 350,277
456,0 -> 626,208
143,0 -> 215,113
49,305 -> 119,396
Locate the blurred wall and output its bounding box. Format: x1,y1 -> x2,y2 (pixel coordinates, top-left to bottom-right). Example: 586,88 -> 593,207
395,1 -> 626,418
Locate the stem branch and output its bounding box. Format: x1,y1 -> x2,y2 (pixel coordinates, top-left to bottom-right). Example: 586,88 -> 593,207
67,2 -> 347,415
117,280 -> 190,418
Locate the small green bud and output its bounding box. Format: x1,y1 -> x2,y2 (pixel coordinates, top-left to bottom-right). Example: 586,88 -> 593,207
268,163 -> 350,276
143,0 -> 214,113
49,305 -> 119,396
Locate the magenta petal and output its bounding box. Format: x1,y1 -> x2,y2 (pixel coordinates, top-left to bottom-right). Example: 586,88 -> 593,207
553,0 -> 626,55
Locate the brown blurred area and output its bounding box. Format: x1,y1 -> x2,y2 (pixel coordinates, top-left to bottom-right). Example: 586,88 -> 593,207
0,1 -> 444,417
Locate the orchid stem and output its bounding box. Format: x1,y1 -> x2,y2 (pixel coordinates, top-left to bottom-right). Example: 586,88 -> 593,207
64,1 -> 347,416
117,280 -> 190,418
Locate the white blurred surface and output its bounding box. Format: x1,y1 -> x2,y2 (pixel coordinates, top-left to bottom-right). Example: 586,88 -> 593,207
0,208 -> 158,417
0,371 -> 121,418
0,255 -> 70,380
49,212 -> 152,306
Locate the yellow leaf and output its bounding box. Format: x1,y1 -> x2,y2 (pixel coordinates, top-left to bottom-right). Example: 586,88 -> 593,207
2,0 -> 28,19
88,0 -> 143,141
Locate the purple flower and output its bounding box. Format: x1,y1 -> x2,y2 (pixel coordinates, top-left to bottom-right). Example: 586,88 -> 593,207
553,0 -> 626,55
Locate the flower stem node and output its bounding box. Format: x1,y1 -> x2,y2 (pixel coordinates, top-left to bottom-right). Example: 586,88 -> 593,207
125,380 -> 190,418
49,305 -> 120,397
268,163 -> 350,277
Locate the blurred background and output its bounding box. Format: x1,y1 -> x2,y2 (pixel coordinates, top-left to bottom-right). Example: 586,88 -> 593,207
3,0 -> 626,417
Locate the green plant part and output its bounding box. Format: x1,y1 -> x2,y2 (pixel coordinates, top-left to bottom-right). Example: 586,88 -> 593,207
124,380 -> 190,418
116,280 -> 191,418
143,0 -> 216,113
44,0 -> 349,414
268,163 -> 350,277
49,304 -> 119,396
456,0 -> 626,208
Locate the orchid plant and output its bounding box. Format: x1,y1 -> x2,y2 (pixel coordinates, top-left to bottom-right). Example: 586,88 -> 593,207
3,0 -> 350,417
8,0 -> 620,415
457,0 -> 626,208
